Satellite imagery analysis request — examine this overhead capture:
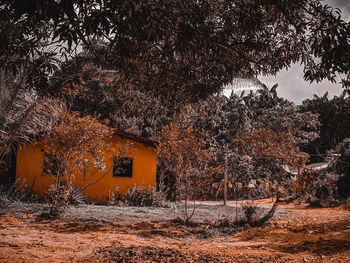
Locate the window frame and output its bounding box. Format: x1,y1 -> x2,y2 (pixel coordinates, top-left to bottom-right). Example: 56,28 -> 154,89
112,157 -> 133,178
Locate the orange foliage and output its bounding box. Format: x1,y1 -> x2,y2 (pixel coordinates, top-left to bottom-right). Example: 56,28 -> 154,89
42,111 -> 130,216
157,123 -> 218,223
42,111 -> 116,182
234,129 -> 309,168
235,129 -> 310,199
157,123 -> 215,197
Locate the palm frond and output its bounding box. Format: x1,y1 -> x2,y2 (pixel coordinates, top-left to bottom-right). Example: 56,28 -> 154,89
0,71 -> 64,161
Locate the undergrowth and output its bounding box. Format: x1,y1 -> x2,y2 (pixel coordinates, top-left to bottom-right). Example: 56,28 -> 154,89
47,181 -> 85,218
0,179 -> 39,208
108,183 -> 168,207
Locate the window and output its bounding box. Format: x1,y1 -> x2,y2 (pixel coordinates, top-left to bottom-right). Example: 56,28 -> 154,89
113,157 -> 133,177
42,152 -> 60,175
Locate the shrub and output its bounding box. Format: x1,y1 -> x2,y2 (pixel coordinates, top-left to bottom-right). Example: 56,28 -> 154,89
0,184 -> 14,208
306,173 -> 341,207
48,182 -> 85,217
108,184 -> 167,207
241,201 -> 261,223
0,179 -> 39,208
42,111 -> 129,217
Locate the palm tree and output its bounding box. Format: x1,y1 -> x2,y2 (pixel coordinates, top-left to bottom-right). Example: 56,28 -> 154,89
0,69 -> 63,184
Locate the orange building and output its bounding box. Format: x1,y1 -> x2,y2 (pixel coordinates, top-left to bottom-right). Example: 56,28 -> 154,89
15,132 -> 157,202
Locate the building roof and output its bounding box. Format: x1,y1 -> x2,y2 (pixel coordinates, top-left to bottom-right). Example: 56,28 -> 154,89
305,162 -> 328,171
283,162 -> 329,175
114,130 -> 156,148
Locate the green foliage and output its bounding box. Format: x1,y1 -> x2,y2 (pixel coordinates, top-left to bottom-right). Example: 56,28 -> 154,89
192,85 -> 318,191
49,62 -> 175,138
157,122 -> 217,201
0,70 -> 63,164
48,181 -> 85,217
157,121 -> 218,223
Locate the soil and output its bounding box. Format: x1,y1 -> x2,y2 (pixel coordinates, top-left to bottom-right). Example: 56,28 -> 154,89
0,200 -> 349,262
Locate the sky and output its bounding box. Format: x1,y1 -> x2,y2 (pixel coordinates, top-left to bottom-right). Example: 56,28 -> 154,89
226,0 -> 350,105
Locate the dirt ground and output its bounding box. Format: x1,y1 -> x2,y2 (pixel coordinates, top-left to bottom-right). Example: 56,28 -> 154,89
0,200 -> 349,263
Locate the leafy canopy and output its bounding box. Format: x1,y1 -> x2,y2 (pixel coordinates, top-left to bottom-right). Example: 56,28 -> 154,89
1,0 -> 350,99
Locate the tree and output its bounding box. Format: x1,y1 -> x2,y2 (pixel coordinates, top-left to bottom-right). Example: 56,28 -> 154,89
0,80 -> 62,162
229,128 -> 310,221
0,1 -> 342,186
335,138 -> 350,198
0,69 -> 63,185
157,122 -> 217,224
247,85 -> 320,146
42,110 -> 129,217
1,0 -> 350,100
235,129 -> 309,201
189,85 -> 318,199
49,61 -> 177,138
301,90 -> 350,158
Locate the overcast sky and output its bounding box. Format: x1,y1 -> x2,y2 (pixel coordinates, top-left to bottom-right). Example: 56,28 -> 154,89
227,0 -> 350,105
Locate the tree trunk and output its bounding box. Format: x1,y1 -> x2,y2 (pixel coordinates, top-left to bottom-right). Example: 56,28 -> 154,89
224,144 -> 228,205
257,197 -> 281,225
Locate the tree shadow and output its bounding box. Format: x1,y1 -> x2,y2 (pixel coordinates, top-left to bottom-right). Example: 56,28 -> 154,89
277,239 -> 350,255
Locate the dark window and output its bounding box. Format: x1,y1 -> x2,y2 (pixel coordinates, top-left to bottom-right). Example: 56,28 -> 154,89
113,157 -> 133,177
42,153 -> 60,175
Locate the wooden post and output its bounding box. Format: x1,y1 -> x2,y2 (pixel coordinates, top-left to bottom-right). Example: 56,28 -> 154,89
224,144 -> 228,205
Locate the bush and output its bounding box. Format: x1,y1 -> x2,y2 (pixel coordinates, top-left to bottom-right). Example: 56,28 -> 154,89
306,169 -> 342,207
43,111 -> 118,218
48,182 -> 85,217
0,184 -> 14,208
108,184 -> 167,207
241,201 -> 261,223
0,179 -> 39,208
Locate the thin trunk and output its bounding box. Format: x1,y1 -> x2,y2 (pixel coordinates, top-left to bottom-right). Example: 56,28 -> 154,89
224,144 -> 228,205
235,183 -> 238,222
258,197 -> 281,225
215,180 -> 223,201
80,167 -> 112,191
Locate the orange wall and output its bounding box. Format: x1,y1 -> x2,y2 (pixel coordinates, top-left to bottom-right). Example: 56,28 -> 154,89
16,135 -> 157,202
